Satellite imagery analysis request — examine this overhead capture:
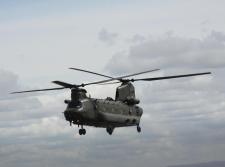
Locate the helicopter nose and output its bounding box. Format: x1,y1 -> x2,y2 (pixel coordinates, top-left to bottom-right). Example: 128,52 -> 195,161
64,109 -> 73,122
64,108 -> 84,122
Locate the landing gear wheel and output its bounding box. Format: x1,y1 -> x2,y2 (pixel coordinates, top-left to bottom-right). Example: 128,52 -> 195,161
137,126 -> 141,133
106,127 -> 114,135
79,129 -> 83,135
79,128 -> 86,135
82,129 -> 86,135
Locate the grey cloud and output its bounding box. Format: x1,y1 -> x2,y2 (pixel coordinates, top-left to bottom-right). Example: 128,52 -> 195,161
1,30 -> 225,167
129,34 -> 146,44
208,31 -> 225,42
104,31 -> 225,166
0,98 -> 41,112
0,69 -> 20,98
0,69 -> 43,117
106,31 -> 225,75
98,28 -> 118,45
0,70 -> 69,139
169,161 -> 225,167
0,70 -> 90,167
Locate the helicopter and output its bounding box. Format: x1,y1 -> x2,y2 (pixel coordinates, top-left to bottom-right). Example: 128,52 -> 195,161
11,68 -> 211,135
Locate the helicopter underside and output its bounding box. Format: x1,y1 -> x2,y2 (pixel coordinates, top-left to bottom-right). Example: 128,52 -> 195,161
64,109 -> 141,128
63,100 -> 143,135
71,118 -> 137,128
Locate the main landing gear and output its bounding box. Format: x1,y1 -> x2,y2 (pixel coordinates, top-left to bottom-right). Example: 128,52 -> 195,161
106,127 -> 114,135
137,125 -> 141,133
79,125 -> 86,135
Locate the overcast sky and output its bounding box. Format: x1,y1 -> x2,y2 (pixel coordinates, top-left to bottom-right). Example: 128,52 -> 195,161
1,1 -> 225,167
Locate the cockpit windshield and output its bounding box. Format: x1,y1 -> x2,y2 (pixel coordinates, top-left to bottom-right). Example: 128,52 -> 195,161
67,101 -> 82,108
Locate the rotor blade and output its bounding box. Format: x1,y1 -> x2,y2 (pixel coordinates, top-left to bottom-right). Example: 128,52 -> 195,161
98,81 -> 121,85
132,72 -> 211,82
69,67 -> 114,79
11,87 -> 65,94
80,68 -> 160,87
52,81 -> 75,88
118,69 -> 160,79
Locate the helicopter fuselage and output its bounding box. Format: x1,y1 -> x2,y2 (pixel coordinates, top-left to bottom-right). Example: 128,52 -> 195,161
64,98 -> 143,128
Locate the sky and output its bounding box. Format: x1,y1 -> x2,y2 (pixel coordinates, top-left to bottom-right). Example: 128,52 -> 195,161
0,1 -> 225,167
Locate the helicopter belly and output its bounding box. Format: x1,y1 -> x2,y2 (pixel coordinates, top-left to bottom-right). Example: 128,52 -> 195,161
64,99 -> 143,128
95,100 -> 143,127
98,112 -> 141,127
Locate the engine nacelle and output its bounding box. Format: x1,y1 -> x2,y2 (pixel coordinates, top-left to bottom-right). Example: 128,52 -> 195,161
124,97 -> 140,105
115,82 -> 136,102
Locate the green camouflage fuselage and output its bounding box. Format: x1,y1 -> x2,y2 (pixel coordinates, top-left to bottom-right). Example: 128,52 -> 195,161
64,98 -> 143,128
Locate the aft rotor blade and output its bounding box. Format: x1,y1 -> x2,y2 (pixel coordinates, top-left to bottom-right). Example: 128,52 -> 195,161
118,69 -> 160,79
81,68 -> 160,87
69,67 -> 114,79
11,87 -> 65,94
132,72 -> 211,82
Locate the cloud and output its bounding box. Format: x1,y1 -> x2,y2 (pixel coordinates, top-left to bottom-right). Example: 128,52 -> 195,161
1,0 -> 225,166
128,34 -> 146,44
98,28 -> 119,45
0,69 -> 71,138
0,69 -> 20,98
104,31 -> 225,166
0,69 -> 80,167
1,29 -> 225,167
106,31 -> 225,74
0,69 -> 43,117
169,161 -> 225,167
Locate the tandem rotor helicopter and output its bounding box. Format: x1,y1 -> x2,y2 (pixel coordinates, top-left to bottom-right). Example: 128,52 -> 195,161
11,68 -> 211,135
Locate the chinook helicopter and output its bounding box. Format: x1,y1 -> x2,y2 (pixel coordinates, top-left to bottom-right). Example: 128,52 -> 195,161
11,68 -> 211,135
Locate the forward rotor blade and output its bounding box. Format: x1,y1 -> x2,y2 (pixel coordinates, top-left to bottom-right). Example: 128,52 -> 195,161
132,72 -> 211,82
98,81 -> 121,85
52,81 -> 75,88
81,68 -> 160,87
11,87 -> 65,94
69,67 -> 114,79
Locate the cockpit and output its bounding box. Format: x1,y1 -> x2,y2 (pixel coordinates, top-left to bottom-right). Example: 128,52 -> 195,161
67,101 -> 82,109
